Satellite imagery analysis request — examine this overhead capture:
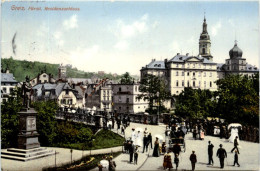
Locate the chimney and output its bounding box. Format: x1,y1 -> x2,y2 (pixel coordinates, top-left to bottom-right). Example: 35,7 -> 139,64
186,53 -> 189,56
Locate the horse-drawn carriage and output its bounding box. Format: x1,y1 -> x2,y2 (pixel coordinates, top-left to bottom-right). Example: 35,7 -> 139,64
168,137 -> 186,152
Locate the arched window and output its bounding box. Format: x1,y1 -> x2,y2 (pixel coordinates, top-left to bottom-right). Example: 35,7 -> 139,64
210,81 -> 212,87
193,81 -> 195,87
176,80 -> 179,87
202,48 -> 205,54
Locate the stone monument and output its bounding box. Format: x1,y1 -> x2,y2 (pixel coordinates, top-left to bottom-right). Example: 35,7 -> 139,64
1,76 -> 55,161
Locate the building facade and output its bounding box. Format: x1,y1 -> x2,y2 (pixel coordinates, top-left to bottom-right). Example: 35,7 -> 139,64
140,16 -> 258,99
217,41 -> 259,78
1,69 -> 18,103
30,72 -> 56,87
111,83 -> 149,114
32,82 -> 84,108
85,78 -> 112,112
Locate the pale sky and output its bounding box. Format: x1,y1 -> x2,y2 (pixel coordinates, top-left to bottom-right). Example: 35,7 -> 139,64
1,1 -> 259,75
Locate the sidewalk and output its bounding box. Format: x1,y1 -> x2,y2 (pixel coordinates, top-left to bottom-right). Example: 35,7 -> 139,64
1,146 -> 123,171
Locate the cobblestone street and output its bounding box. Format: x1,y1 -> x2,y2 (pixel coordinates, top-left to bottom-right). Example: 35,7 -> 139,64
104,123 -> 259,171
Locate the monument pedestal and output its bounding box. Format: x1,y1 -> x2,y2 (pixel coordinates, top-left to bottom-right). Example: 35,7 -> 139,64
1,108 -> 55,161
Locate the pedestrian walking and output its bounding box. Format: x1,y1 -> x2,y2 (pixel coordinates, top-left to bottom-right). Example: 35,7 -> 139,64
174,154 -> 179,170
134,146 -> 139,165
173,143 -> 181,157
153,137 -> 160,157
129,141 -> 134,163
189,151 -> 197,171
207,141 -> 214,165
233,150 -> 240,167
163,151 -> 173,170
147,133 -> 153,149
162,142 -> 167,154
231,136 -> 240,154
216,144 -> 227,169
143,134 -> 148,153
108,156 -> 116,171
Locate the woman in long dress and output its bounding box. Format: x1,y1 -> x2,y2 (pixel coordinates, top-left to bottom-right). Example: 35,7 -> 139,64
136,131 -> 142,147
153,137 -> 160,157
163,151 -> 173,170
229,127 -> 239,143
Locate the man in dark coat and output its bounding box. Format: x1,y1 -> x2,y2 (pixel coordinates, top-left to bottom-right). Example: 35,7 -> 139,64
129,141 -> 135,163
190,151 -> 197,171
216,144 -> 227,169
147,133 -> 153,149
231,136 -> 240,154
143,134 -> 148,153
207,141 -> 214,165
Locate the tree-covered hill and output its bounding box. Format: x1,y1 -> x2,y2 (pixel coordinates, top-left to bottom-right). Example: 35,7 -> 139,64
1,57 -> 139,82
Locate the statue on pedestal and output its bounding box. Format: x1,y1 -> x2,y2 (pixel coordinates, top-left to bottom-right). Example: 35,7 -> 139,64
21,76 -> 32,109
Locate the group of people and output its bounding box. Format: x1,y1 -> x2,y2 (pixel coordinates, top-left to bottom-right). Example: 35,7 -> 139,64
98,155 -> 116,171
123,127 -> 153,165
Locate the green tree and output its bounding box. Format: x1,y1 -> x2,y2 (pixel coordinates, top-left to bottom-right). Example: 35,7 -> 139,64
216,74 -> 259,126
175,87 -> 216,119
137,74 -> 171,113
1,88 -> 22,148
33,100 -> 58,146
120,72 -> 134,84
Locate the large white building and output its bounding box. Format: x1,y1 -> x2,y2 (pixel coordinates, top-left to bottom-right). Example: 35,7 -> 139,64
141,16 -> 258,98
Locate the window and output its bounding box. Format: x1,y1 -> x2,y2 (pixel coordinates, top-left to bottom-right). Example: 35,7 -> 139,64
187,72 -> 189,76
176,91 -> 179,94
182,71 -> 184,76
187,81 -> 189,87
187,63 -> 190,68
66,89 -> 69,95
119,106 -> 121,110
176,71 -> 179,76
39,80 -> 41,83
176,64 -> 179,68
119,87 -> 121,92
210,65 -> 212,69
44,80 -> 47,83
204,65 -> 206,69
193,81 -> 195,87
182,80 -> 184,87
10,88 -> 13,94
32,80 -> 35,83
135,86 -> 137,92
176,81 -> 179,87
204,72 -> 206,77
3,88 -> 6,93
202,48 -> 205,54
199,64 -> 201,68
210,81 -> 212,87
126,98 -> 129,103
193,72 -> 195,76
204,81 -> 206,88
43,74 -> 46,78
119,96 -> 121,102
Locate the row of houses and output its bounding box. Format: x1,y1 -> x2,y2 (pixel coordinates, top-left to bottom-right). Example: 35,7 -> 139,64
1,65 -> 148,114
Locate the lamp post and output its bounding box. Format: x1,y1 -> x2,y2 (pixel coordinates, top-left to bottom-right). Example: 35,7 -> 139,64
157,92 -> 160,125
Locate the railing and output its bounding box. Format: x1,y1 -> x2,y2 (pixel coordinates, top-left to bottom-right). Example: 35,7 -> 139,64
55,110 -> 160,128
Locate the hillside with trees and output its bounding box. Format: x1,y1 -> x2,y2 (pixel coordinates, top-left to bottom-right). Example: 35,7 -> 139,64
1,57 -> 139,82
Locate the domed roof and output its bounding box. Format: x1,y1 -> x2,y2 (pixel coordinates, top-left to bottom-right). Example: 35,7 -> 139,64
229,41 -> 243,59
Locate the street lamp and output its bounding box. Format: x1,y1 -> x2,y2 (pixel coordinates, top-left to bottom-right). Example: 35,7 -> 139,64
157,92 -> 160,125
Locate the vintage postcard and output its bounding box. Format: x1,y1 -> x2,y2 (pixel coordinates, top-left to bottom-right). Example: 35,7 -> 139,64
1,1 -> 259,171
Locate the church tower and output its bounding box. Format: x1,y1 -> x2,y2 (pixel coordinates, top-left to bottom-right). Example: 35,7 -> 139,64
199,16 -> 213,61
58,64 -> 67,81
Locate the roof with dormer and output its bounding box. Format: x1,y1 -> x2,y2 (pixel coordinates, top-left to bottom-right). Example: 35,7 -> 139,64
141,60 -> 165,70
168,54 -> 216,64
